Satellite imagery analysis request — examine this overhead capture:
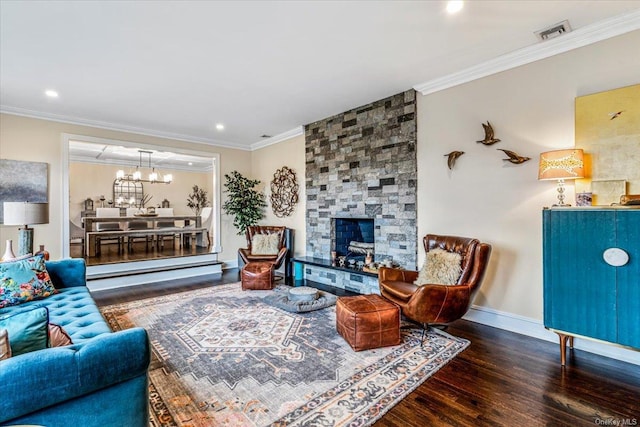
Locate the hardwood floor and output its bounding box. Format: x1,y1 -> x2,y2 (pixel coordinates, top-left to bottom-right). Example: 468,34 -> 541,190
92,271 -> 640,427
70,241 -> 212,266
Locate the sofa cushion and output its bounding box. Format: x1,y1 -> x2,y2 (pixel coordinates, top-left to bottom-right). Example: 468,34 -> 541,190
0,254 -> 56,308
0,305 -> 49,356
0,287 -> 111,344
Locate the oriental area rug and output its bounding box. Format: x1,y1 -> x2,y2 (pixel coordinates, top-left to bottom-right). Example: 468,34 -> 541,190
100,283 -> 469,427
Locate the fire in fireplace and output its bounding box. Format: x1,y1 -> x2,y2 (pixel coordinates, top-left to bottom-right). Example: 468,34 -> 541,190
332,217 -> 374,259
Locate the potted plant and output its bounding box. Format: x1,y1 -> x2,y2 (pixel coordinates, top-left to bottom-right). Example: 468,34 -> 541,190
187,185 -> 210,216
222,171 -> 266,235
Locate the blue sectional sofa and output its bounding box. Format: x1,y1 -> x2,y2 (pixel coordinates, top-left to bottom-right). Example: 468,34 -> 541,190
0,258 -> 150,427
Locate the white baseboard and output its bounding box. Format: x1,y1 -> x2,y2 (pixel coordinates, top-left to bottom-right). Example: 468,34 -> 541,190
464,305 -> 639,366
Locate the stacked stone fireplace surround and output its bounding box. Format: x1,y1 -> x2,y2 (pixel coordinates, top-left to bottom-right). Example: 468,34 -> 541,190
305,90 -> 417,294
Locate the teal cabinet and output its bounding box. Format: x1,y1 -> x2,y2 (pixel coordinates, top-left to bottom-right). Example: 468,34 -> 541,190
543,208 -> 639,364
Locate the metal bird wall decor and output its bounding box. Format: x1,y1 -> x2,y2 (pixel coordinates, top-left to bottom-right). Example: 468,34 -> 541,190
609,110 -> 625,120
445,151 -> 465,170
476,121 -> 501,145
497,149 -> 531,164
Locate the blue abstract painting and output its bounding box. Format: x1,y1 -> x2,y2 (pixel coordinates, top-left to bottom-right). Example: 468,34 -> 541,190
0,159 -> 48,224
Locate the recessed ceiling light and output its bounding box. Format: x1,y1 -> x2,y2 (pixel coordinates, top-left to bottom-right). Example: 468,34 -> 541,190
446,0 -> 463,14
188,162 -> 193,166
216,123 -> 224,131
45,90 -> 59,98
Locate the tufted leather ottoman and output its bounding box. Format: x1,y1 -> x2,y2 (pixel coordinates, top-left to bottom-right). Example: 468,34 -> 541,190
241,262 -> 274,290
336,294 -> 401,351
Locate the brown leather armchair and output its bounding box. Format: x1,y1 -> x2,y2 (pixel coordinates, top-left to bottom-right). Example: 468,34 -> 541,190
238,226 -> 288,270
379,234 -> 491,326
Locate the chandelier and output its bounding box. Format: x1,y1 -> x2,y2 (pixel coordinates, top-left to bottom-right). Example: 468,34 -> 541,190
116,150 -> 173,184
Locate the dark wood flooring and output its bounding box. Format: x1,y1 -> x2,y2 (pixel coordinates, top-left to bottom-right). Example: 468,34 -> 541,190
70,241 -> 212,266
91,271 -> 640,427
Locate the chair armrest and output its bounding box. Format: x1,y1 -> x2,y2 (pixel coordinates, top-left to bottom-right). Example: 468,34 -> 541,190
379,267 -> 418,283
238,248 -> 251,264
273,247 -> 288,269
0,328 -> 150,423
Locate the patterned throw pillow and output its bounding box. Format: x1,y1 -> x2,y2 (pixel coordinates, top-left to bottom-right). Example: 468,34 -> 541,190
251,233 -> 280,255
0,254 -> 56,308
414,248 -> 462,286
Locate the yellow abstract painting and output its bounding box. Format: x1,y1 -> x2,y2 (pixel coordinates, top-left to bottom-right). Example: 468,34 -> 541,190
575,83 -> 640,203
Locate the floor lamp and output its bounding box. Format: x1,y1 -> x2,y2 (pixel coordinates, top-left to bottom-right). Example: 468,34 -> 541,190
2,202 -> 49,256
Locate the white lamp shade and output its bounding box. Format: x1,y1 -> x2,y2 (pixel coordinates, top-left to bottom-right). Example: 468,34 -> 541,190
3,202 -> 49,226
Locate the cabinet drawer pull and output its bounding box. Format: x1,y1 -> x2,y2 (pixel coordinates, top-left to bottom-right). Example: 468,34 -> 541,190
603,248 -> 629,267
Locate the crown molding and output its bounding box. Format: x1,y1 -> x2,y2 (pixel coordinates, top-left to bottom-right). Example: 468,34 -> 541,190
0,106 -> 251,151
68,155 -> 213,173
414,9 -> 640,96
250,126 -> 304,151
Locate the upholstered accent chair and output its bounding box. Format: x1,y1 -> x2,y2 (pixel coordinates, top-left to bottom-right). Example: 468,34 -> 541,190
238,226 -> 288,271
379,234 -> 491,328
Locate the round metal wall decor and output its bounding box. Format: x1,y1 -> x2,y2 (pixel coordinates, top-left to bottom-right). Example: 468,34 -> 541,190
270,166 -> 299,217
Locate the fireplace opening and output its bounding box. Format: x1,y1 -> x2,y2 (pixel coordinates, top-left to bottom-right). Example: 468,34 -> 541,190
332,217 -> 374,260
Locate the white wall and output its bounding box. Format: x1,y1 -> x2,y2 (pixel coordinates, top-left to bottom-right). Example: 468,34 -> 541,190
417,30 -> 640,321
69,162 -> 212,223
251,134 -> 306,257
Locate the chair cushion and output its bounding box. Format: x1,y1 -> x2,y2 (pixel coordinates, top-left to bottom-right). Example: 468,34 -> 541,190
380,280 -> 417,302
251,233 -> 280,255
0,254 -> 56,308
96,222 -> 122,231
415,248 -> 462,286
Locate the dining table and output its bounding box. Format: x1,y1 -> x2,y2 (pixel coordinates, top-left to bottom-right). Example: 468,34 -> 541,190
83,215 -> 203,257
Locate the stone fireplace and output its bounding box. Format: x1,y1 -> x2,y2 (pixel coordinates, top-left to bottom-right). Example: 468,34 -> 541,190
304,90 -> 417,294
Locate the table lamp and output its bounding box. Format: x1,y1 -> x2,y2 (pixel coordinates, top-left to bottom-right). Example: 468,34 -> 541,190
538,149 -> 585,206
2,202 -> 49,256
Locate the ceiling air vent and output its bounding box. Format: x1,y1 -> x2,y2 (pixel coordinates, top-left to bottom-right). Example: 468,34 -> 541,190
534,20 -> 572,41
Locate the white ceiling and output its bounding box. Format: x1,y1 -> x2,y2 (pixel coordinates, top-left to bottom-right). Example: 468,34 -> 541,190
2,1 -> 640,151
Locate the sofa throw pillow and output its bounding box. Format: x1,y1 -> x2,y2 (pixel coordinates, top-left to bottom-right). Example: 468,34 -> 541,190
0,254 -> 56,308
49,323 -> 73,347
0,306 -> 49,356
0,328 -> 11,360
414,248 -> 463,286
251,233 -> 280,255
